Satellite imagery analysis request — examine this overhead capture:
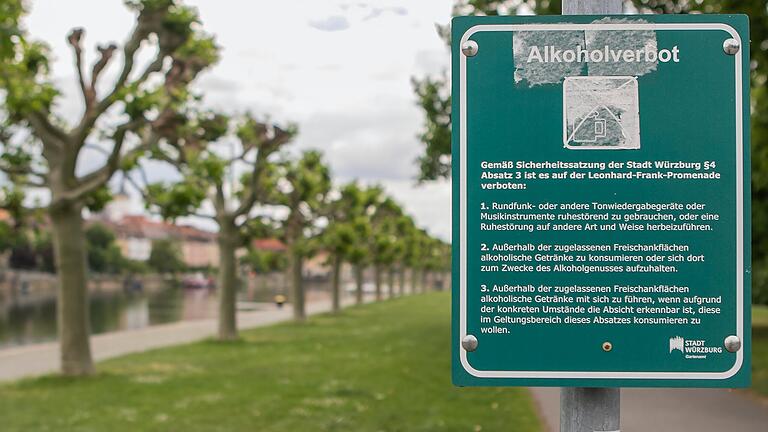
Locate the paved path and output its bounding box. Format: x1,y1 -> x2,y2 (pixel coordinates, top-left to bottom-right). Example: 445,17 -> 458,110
0,298 -> 348,382
531,387 -> 768,432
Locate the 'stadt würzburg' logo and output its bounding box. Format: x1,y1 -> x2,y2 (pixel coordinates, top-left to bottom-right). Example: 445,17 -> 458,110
668,336 -> 722,359
669,336 -> 684,353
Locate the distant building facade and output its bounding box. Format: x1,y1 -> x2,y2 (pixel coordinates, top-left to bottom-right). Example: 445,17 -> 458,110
94,196 -> 287,270
94,196 -> 219,268
102,215 -> 219,268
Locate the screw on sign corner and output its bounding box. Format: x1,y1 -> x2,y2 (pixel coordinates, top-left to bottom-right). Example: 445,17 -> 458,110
461,40 -> 478,57
461,334 -> 478,352
723,38 -> 740,55
724,335 -> 741,352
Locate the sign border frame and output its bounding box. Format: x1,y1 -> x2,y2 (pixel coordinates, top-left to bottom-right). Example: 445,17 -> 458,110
457,22 -> 745,380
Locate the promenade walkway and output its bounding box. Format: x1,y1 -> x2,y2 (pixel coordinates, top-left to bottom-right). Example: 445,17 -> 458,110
0,299 -> 341,381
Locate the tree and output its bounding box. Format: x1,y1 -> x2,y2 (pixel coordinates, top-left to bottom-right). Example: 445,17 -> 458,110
140,112 -> 294,340
393,215 -> 416,296
0,220 -> 11,254
0,188 -> 55,272
382,223 -> 407,299
7,233 -> 36,270
0,0 -> 218,375
1,188 -> 27,267
346,215 -> 373,305
0,191 -> 33,269
403,227 -> 431,293
322,182 -> 371,312
327,184 -> 389,305
85,223 -> 124,274
421,237 -> 451,292
412,0 -> 560,181
412,76 -> 452,181
322,182 -> 437,303
242,249 -> 286,274
148,238 -> 185,274
267,151 -> 331,320
241,216 -> 286,274
369,194 -> 404,300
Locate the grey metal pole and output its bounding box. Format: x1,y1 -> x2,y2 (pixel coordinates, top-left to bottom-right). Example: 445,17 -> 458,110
560,387 -> 620,432
563,0 -> 622,15
561,2 -> 623,432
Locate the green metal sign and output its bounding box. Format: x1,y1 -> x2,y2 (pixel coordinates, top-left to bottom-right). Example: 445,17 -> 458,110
451,15 -> 750,388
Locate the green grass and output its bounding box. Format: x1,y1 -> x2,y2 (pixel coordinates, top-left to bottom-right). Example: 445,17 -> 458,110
753,305 -> 768,327
0,293 -> 541,432
753,305 -> 768,397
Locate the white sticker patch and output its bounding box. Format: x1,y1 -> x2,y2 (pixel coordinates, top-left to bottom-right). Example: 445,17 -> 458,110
563,76 -> 640,150
585,18 -> 658,77
512,19 -> 659,87
513,30 -> 586,86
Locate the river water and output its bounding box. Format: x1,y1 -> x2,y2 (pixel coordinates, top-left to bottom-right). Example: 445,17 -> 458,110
0,279 -> 318,350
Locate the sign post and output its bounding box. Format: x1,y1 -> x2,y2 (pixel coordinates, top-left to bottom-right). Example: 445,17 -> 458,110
451,3 -> 751,432
561,3 -> 621,432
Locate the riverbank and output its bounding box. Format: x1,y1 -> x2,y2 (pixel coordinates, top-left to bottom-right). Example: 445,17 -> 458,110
0,293 -> 541,431
0,269 -> 169,309
0,270 -> 309,349
0,298 -> 330,382
0,269 -> 288,308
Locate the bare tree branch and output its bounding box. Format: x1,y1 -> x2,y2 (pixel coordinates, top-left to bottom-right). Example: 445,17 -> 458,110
71,23 -> 164,144
65,121 -> 156,202
225,151 -> 249,165
191,211 -> 217,221
133,162 -> 150,189
233,151 -> 268,217
26,112 -> 68,151
18,178 -> 47,188
81,143 -> 111,158
214,182 -> 226,215
132,55 -> 166,88
0,163 -> 48,181
123,171 -> 150,200
233,126 -> 293,217
67,28 -> 93,109
90,43 -> 117,92
156,149 -> 180,167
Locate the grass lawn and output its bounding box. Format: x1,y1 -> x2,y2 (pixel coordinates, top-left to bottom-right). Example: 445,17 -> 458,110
0,293 -> 542,432
753,305 -> 768,397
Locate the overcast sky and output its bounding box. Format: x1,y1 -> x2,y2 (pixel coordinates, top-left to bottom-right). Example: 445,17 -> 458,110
23,0 -> 454,240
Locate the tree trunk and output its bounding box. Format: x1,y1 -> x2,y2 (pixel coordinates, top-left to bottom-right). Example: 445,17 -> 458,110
217,224 -> 238,340
354,263 -> 364,305
399,265 -> 406,296
374,264 -> 382,301
50,202 -> 94,376
331,254 -> 342,313
289,250 -> 305,320
411,268 -> 420,293
436,272 -> 446,291
422,269 -> 430,292
387,266 -> 395,299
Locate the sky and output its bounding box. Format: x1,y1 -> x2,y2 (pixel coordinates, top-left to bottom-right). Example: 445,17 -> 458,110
23,0 -> 455,240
